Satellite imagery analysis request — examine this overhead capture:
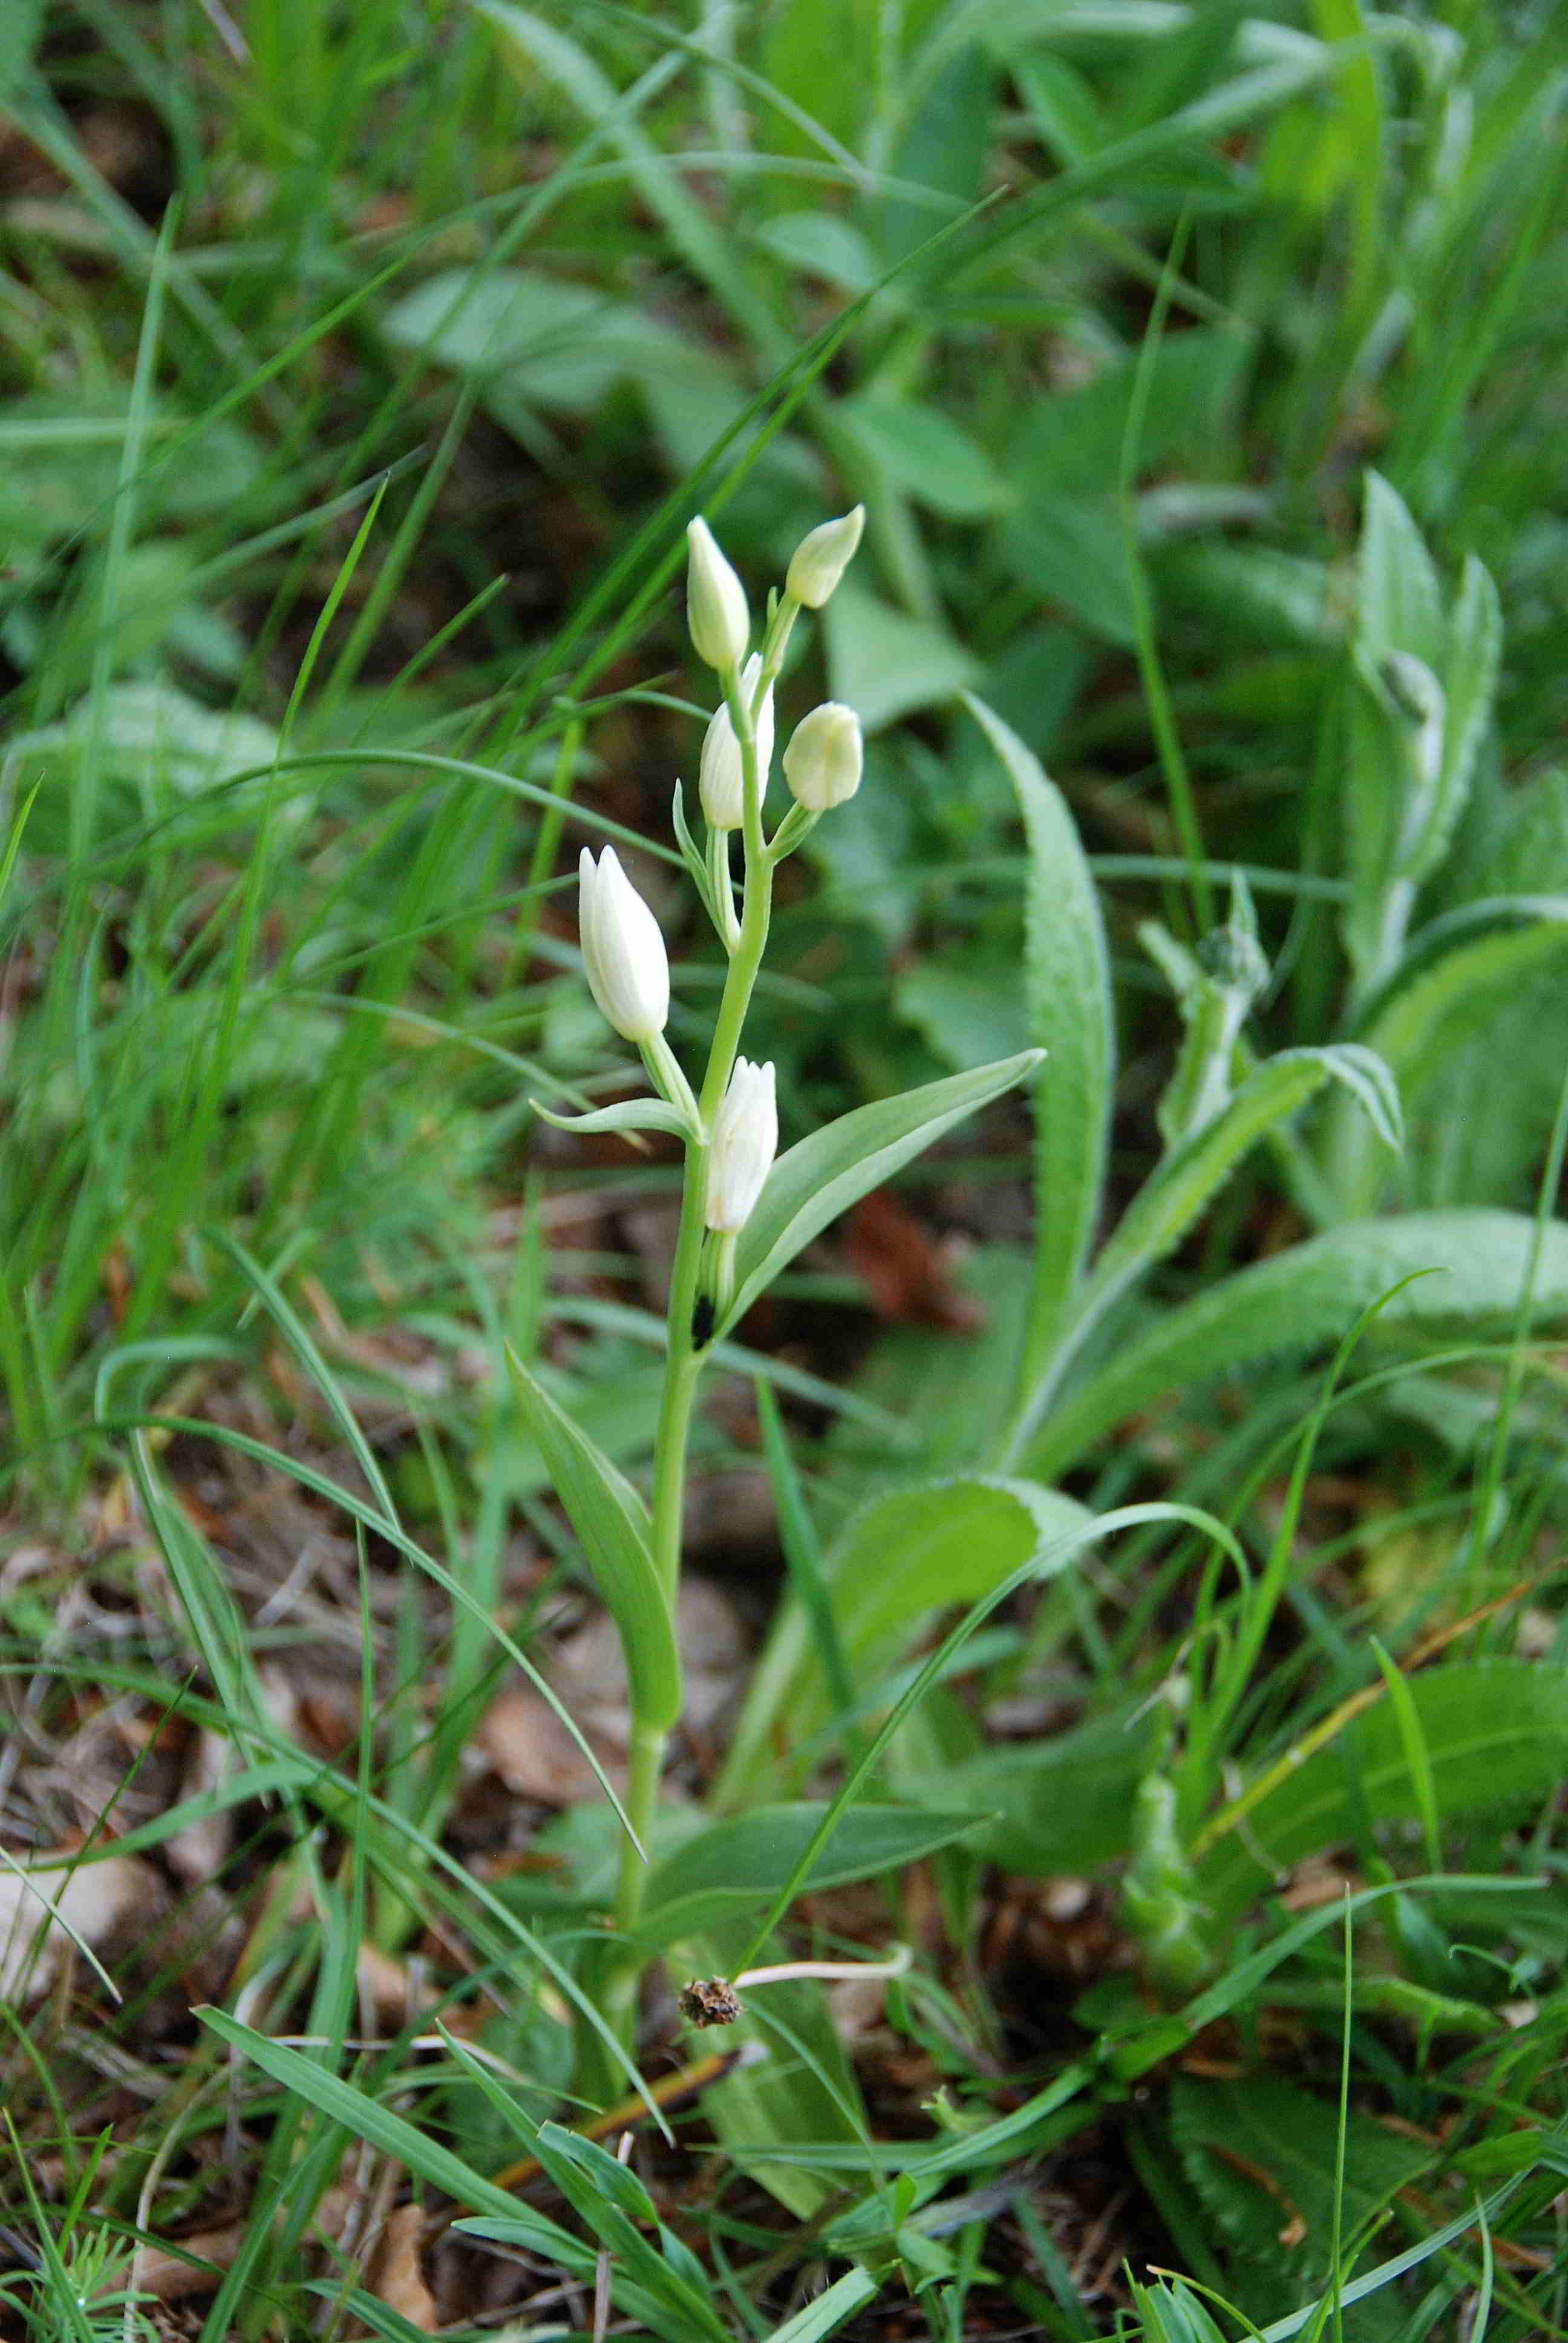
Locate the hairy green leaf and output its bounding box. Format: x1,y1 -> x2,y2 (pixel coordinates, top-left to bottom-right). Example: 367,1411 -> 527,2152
1198,1660 -> 1568,1916
1030,1208 -> 1568,1476
963,695 -> 1113,1369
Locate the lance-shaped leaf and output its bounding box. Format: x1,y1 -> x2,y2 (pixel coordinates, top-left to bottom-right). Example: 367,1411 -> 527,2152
1086,1044 -> 1400,1317
722,1049 -> 1044,1334
1410,552 -> 1501,889
1028,1208 -> 1568,1478
1010,1046 -> 1400,1457
506,1348 -> 680,1731
962,693 -> 1112,1372
532,1095 -> 694,1142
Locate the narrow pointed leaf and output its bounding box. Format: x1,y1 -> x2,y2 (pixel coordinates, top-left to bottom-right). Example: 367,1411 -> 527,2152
506,1348 -> 680,1731
724,1049 -> 1044,1332
532,1095 -> 693,1141
1084,1044 -> 1400,1319
963,693 -> 1112,1369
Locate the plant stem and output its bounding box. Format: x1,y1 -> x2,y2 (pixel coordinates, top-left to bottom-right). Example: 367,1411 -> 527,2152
608,664 -> 774,2031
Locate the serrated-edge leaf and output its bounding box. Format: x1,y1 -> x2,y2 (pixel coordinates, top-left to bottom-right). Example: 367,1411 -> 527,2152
963,695 -> 1112,1368
505,1348 -> 680,1730
1351,896 -> 1568,1081
1085,1046 -> 1400,1317
1030,1208 -> 1568,1477
723,1050 -> 1044,1332
1198,1660 -> 1568,1915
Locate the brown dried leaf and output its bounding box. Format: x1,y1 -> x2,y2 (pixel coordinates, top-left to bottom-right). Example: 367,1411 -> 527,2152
370,2205 -> 438,2331
843,1190 -> 987,1331
165,1728 -> 235,1884
475,1687 -> 620,1806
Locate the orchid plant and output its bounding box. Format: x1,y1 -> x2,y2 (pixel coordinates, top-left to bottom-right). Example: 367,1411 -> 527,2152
513,511 -> 1042,2058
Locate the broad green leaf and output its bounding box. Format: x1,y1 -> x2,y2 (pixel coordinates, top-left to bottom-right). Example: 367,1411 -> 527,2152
641,1802 -> 987,1946
505,1349 -> 680,1731
382,266 -> 691,414
9,681 -> 281,799
1198,1662 -> 1568,1918
899,1704 -> 1160,1877
1169,2073 -> 1431,2266
694,1938 -> 868,2218
964,695 -> 1114,1366
840,394 -> 1008,518
1030,1208 -> 1568,1477
751,211 -> 884,294
722,1049 -> 1044,1334
823,582 -> 979,733
721,1475 -> 1092,1793
1002,493 -> 1136,644
1079,1045 -> 1400,1326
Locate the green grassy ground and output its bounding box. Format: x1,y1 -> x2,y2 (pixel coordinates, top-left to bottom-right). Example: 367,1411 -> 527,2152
4,2 -> 1568,2336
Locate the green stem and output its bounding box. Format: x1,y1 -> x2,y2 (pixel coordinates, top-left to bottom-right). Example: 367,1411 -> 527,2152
607,660 -> 775,2033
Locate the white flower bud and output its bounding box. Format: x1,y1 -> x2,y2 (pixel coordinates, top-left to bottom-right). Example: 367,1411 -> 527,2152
577,845 -> 670,1042
697,655 -> 775,831
786,505 -> 864,609
705,1057 -> 777,1234
685,516 -> 750,673
782,701 -> 863,812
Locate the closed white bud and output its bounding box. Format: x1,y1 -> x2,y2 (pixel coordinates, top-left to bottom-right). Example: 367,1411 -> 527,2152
782,701 -> 863,811
685,516 -> 750,672
786,505 -> 864,609
577,845 -> 670,1042
705,1057 -> 777,1234
698,655 -> 775,830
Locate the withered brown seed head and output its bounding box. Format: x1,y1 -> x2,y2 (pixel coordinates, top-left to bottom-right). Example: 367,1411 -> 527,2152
678,1976 -> 742,2028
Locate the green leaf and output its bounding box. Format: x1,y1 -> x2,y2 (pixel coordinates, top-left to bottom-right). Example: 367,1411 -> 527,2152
517,2126 -> 733,2343
1413,550 -> 1502,887
823,581 -> 979,733
900,1704 -> 1161,1878
641,1802 -> 988,1945
723,1049 -> 1044,1334
381,266 -> 690,413
1356,471 -> 1442,669
840,395 -> 1008,519
720,1476 -> 1092,1794
1198,1661 -> 1568,1917
1168,2073 -> 1430,2266
195,2008 -> 577,2233
1030,1208 -> 1568,1477
1082,1046 -> 1400,1322
761,2267 -> 881,2342
963,695 -> 1114,1365
505,1349 -> 680,1731
532,1095 -> 694,1141
1351,897 -> 1568,1090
